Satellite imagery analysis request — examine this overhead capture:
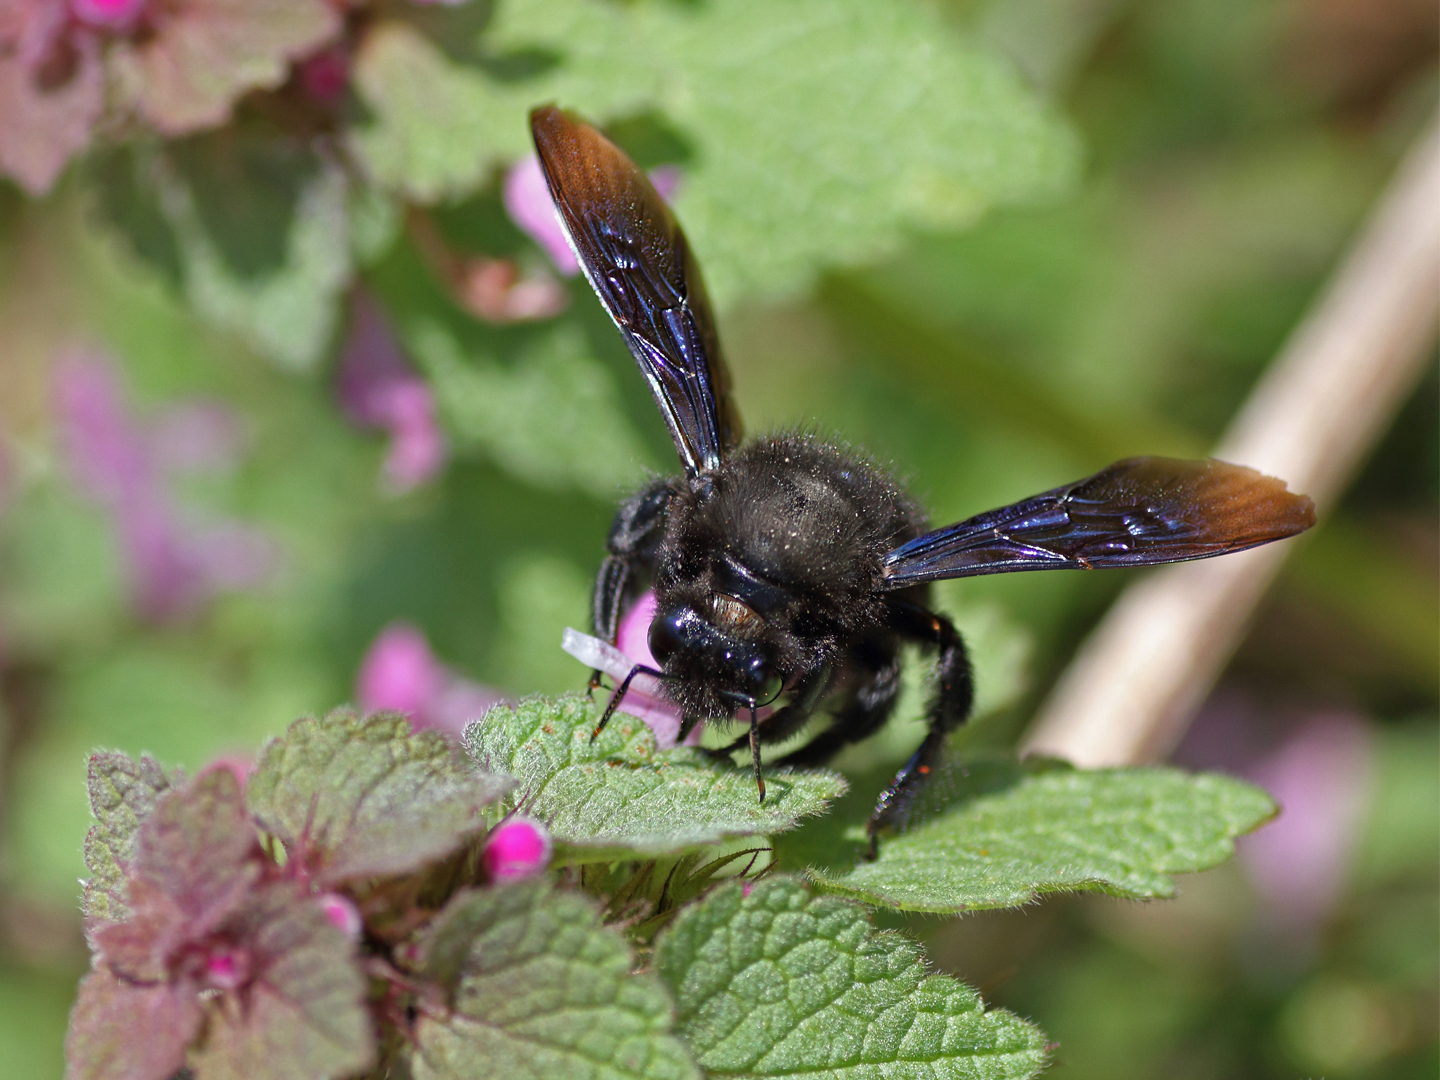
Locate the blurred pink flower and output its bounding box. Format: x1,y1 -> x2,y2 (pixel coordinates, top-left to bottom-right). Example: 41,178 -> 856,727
483,818 -> 551,882
356,622 -> 506,739
69,0 -> 146,30
504,154 -> 685,278
53,350 -> 277,622
317,893 -> 362,938
1239,711 -> 1374,933
337,291 -> 447,492
503,155 -> 579,276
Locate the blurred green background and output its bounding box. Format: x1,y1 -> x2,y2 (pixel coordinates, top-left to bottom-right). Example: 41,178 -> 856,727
0,0 -> 1435,1076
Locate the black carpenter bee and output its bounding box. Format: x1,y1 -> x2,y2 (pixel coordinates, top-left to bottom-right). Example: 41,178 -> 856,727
530,106 -> 1315,855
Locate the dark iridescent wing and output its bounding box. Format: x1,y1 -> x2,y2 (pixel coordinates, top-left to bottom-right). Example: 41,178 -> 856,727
881,457 -> 1315,587
531,106 -> 741,477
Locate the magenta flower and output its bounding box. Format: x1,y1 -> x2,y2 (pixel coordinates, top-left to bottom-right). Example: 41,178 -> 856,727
297,45 -> 349,105
53,349 -> 277,622
336,291 -> 447,492
356,622 -> 506,739
483,818 -> 552,882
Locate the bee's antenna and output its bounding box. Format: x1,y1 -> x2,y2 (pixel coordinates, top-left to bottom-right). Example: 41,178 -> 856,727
592,663 -> 666,742
748,705 -> 765,804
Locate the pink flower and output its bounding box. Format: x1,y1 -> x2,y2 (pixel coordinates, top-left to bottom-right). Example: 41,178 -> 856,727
504,154 -> 685,278
356,622 -> 506,738
337,291 -> 447,492
53,349 -> 277,622
317,894 -> 362,938
1240,712 -> 1373,933
70,0 -> 146,31
483,818 -> 551,882
503,155 -> 579,276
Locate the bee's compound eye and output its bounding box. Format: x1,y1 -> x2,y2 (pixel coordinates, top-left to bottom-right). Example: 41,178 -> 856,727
741,654 -> 783,706
647,607 -> 687,666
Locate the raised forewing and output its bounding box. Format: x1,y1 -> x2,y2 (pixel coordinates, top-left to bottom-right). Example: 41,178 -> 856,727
530,106 -> 741,477
881,457 -> 1315,587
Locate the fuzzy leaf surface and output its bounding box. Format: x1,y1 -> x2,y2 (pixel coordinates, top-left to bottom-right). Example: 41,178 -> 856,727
64,968 -> 202,1080
247,711 -> 512,885
409,880 -> 698,1080
654,877 -> 1047,1079
786,758 -> 1276,913
93,767 -> 260,981
465,696 -> 846,861
186,884 -> 374,1080
0,43 -> 103,195
113,0 -> 341,135
350,0 -> 1076,304
82,751 -> 177,926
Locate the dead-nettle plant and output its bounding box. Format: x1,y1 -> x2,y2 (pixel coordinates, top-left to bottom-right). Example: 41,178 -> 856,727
65,697 -> 1276,1080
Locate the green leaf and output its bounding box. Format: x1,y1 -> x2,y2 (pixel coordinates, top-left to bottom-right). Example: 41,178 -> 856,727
653,877 -> 1048,1079
155,151 -> 354,373
408,880 -> 699,1080
247,710 -> 513,886
784,757 -> 1276,913
349,0 -> 1077,304
409,320 -> 656,496
187,883 -> 374,1080
464,695 -> 847,861
82,751 -> 178,926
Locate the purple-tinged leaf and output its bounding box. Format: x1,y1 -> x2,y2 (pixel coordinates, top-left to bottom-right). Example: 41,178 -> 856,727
111,0 -> 341,135
82,751 -> 178,928
0,15 -> 104,195
64,967 -> 201,1080
93,767 -> 261,980
187,883 -> 374,1080
247,710 -> 513,886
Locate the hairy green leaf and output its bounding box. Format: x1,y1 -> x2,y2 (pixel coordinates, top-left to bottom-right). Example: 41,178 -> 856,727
465,695 -> 846,861
409,320 -> 655,496
187,884 -> 374,1080
654,877 -> 1048,1079
82,751 -> 178,926
784,758 -> 1276,913
350,0 -> 1076,304
409,880 -> 698,1080
247,710 -> 512,885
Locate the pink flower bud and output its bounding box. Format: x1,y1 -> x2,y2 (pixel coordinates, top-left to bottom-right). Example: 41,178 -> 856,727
299,48 -> 349,105
203,946 -> 251,991
71,0 -> 146,31
317,894 -> 363,938
483,818 -> 552,882
356,623 -> 444,720
380,381 -> 447,490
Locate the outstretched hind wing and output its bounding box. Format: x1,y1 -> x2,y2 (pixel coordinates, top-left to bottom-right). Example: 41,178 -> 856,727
882,457 -> 1315,587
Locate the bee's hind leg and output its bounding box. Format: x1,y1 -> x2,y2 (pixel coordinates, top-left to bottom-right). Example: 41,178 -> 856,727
864,601 -> 973,859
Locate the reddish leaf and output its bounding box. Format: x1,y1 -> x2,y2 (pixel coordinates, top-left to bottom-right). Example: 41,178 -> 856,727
64,967 -> 202,1080
114,0 -> 342,135
93,767 -> 260,977
0,32 -> 103,195
188,883 -> 374,1080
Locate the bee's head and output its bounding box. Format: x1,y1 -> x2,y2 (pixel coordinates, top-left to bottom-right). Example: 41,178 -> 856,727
648,601 -> 783,710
